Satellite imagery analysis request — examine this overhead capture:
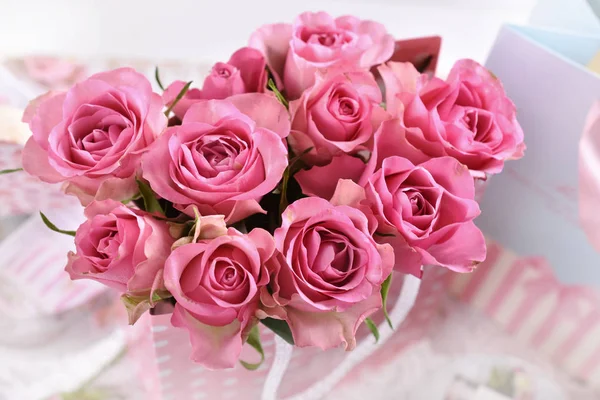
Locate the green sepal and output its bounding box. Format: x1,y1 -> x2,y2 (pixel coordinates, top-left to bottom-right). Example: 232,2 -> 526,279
260,318 -> 295,345
267,78 -> 289,109
381,273 -> 393,329
0,168 -> 23,175
154,66 -> 165,91
136,178 -> 164,214
164,81 -> 192,116
240,325 -> 265,371
40,212 -> 76,236
365,317 -> 380,343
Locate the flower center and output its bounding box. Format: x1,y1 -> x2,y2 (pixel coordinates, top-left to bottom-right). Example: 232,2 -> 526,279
463,109 -> 478,134
318,33 -> 336,47
301,28 -> 354,49
204,144 -> 229,166
217,68 -> 231,78
212,62 -> 234,78
339,99 -> 355,116
86,219 -> 121,272
191,135 -> 244,178
326,85 -> 364,132
222,266 -> 237,284
462,108 -> 495,144
408,192 -> 426,216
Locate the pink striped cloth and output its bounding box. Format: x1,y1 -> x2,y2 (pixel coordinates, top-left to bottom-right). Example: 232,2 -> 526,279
446,237 -> 600,387
0,207 -> 105,315
0,142 -> 79,217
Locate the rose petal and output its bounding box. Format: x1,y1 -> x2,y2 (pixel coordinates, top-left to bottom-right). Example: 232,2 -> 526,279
248,23 -> 293,87
329,179 -> 367,208
422,221 -> 486,272
378,61 -> 420,115
295,154 -> 368,200
285,291 -> 381,350
419,156 -> 475,200
228,93 -> 291,138
21,137 -> 64,183
171,305 -> 243,369
369,119 -> 431,172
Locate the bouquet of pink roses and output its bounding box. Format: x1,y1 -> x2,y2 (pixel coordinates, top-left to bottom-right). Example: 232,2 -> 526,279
8,11 -> 525,370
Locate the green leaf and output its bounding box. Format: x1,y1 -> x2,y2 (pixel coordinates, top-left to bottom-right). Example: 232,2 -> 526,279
267,78 -> 289,109
61,388 -> 108,400
154,66 -> 165,91
121,192 -> 142,205
164,80 -> 192,116
121,294 -> 153,325
381,273 -> 393,329
136,178 -> 164,214
365,317 -> 380,343
122,290 -> 171,325
278,146 -> 313,216
279,166 -> 291,215
240,325 -> 265,371
151,291 -> 172,304
0,168 -> 23,175
40,212 -> 76,236
290,146 -> 313,162
260,318 -> 295,345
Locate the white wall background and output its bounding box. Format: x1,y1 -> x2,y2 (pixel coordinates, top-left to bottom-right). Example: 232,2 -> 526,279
0,0 -> 537,75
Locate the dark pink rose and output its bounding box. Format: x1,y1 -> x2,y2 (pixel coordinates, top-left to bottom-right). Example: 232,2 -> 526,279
261,182 -> 394,350
142,93 -> 289,223
163,228 -> 273,369
379,59 -> 525,178
163,47 -> 268,119
288,69 -> 386,166
249,11 -> 394,99
363,128 -> 486,275
66,200 -> 174,299
22,68 -> 167,204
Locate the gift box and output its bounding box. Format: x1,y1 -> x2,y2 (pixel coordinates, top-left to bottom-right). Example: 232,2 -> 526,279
128,272 -> 421,400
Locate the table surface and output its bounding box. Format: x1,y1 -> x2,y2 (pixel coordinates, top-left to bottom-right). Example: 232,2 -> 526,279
0,0 -> 538,76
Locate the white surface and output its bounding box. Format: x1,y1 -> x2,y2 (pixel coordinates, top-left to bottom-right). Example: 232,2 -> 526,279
529,0 -> 600,35
0,0 -> 537,76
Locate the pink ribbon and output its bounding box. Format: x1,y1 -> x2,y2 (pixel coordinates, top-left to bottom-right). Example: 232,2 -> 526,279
579,100 -> 600,252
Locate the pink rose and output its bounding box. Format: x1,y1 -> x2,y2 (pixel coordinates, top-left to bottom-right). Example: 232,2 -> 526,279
66,200 -> 174,307
295,153 -> 374,200
163,228 -> 273,369
22,68 -> 167,204
142,93 -> 289,223
262,182 -> 394,350
163,47 -> 267,119
288,70 -> 386,165
379,59 -> 525,178
363,132 -> 486,275
249,11 -> 394,99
